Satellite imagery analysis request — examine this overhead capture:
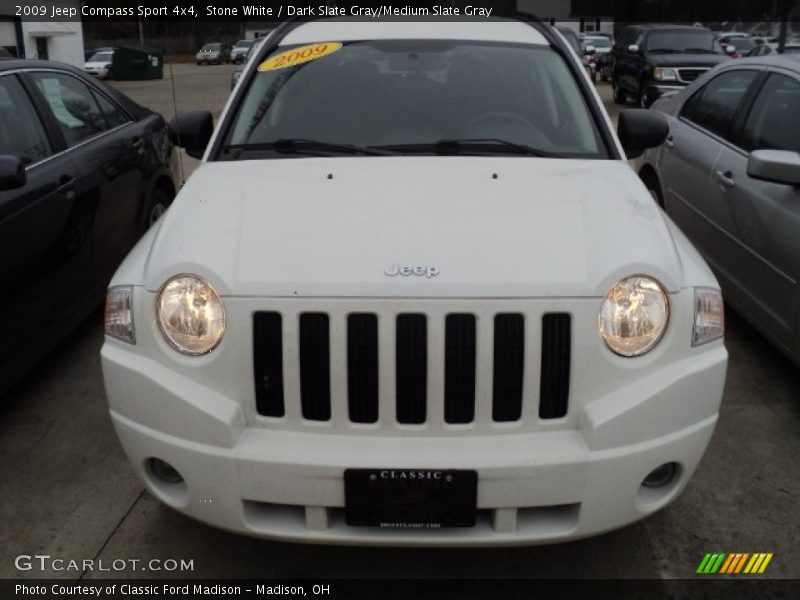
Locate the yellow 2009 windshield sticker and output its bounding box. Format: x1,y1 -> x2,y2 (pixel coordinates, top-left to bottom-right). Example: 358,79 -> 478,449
258,42 -> 343,72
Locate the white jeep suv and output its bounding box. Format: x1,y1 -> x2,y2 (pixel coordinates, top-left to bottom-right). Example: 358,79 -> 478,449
101,17 -> 728,546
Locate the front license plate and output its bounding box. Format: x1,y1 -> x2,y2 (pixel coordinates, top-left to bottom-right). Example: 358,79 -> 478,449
344,469 -> 477,528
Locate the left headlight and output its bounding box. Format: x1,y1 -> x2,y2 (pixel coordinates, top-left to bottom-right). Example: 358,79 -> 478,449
653,67 -> 678,82
599,276 -> 669,357
157,275 -> 226,355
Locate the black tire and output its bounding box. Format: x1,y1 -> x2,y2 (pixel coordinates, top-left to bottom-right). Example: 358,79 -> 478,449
106,68 -> 112,81
144,187 -> 173,232
613,79 -> 627,104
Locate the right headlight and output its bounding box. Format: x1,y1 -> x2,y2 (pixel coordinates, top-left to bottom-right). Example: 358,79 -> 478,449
157,274 -> 226,355
599,276 -> 670,357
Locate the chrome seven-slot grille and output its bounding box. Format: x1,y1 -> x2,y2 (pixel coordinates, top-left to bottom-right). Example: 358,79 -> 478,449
253,311 -> 571,427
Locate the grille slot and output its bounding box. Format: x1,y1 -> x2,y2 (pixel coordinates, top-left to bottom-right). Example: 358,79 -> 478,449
492,313 -> 525,422
444,314 -> 477,424
539,313 -> 571,419
253,312 -> 285,417
299,313 -> 331,421
395,314 -> 427,424
347,313 -> 379,424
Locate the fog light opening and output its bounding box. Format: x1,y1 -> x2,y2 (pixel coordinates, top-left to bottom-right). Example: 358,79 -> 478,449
148,458 -> 184,485
642,462 -> 678,489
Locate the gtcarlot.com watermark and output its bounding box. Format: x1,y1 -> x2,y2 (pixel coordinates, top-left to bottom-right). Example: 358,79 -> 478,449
14,554 -> 194,573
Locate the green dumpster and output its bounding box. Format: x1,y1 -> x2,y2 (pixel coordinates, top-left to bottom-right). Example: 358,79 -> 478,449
111,46 -> 164,80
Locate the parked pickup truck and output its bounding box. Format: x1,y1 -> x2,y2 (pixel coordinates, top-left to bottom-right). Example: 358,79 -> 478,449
611,24 -> 732,107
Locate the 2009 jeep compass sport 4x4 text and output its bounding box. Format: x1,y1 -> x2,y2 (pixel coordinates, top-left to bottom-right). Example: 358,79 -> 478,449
102,17 -> 728,546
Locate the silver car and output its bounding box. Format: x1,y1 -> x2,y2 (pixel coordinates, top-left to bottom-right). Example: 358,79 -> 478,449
230,37 -> 266,90
196,42 -> 229,65
639,55 -> 800,365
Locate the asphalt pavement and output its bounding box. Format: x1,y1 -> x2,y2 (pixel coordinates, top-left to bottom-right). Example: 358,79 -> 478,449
1,65 -> 798,581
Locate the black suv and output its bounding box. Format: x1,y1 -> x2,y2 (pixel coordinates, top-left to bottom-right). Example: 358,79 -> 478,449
611,25 -> 731,107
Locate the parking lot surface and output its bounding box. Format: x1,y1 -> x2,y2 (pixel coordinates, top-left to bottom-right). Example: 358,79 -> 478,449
2,65 -> 798,580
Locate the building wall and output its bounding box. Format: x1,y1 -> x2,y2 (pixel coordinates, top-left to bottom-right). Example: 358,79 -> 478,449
0,1 -> 84,66
20,21 -> 84,66
0,17 -> 21,56
515,0 -> 614,34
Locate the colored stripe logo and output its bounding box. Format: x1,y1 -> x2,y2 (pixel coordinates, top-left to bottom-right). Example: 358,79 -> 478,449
697,553 -> 773,574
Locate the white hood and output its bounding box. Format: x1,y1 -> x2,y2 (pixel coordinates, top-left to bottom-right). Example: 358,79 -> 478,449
144,157 -> 684,298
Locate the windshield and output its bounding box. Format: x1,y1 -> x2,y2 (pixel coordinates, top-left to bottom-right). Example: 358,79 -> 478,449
222,40 -> 605,159
586,38 -> 612,48
89,52 -> 113,62
201,43 -> 221,51
235,40 -> 253,49
646,31 -> 722,54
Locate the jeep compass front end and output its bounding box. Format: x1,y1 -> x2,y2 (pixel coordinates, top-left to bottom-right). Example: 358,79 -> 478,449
101,18 -> 727,546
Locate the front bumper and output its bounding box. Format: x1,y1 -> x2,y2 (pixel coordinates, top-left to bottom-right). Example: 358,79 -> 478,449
84,68 -> 108,78
102,289 -> 726,546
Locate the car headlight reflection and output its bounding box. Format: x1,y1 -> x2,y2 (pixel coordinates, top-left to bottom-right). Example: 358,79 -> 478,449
157,274 -> 226,355
599,276 -> 669,357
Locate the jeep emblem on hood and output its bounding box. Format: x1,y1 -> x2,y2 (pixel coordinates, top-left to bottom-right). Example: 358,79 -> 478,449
385,264 -> 440,278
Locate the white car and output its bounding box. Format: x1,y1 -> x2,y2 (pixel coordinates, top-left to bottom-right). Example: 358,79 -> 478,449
84,49 -> 114,79
102,18 -> 728,546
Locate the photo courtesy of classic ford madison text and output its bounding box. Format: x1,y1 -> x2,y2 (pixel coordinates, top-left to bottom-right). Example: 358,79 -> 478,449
2,0 -> 799,588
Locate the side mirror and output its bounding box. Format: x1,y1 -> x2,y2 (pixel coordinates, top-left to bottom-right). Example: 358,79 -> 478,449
0,155 -> 26,191
628,44 -> 640,53
617,109 -> 669,159
169,110 -> 214,159
584,45 -> 597,56
747,149 -> 800,185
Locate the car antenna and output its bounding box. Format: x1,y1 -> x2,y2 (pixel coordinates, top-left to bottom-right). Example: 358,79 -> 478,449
169,62 -> 186,186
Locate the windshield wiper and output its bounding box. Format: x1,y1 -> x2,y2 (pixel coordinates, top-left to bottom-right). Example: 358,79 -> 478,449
381,138 -> 559,158
222,138 -> 398,158
647,48 -> 681,54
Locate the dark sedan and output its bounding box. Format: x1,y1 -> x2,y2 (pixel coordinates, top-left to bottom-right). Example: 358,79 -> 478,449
0,59 -> 177,396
